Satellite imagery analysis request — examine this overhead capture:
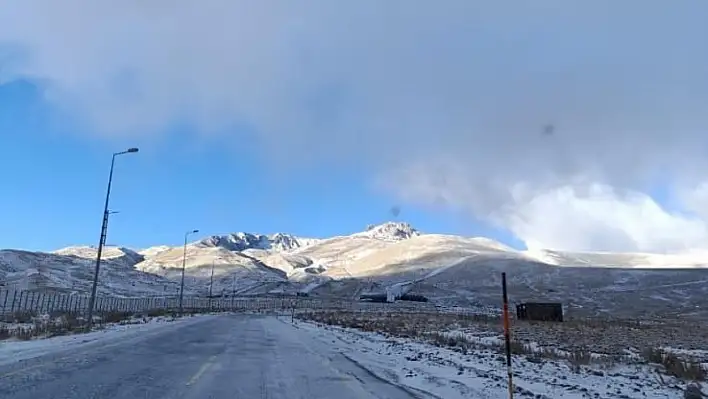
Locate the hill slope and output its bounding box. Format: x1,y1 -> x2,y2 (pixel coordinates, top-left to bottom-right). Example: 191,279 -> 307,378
3,222 -> 708,318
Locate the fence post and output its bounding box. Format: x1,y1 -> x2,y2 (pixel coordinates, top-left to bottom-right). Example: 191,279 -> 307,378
19,290 -> 26,312
38,293 -> 45,313
10,290 -> 17,313
502,272 -> 514,399
1,289 -> 7,315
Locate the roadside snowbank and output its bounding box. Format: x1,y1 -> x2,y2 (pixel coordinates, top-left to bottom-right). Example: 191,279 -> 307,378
0,314 -> 215,366
297,320 -> 695,398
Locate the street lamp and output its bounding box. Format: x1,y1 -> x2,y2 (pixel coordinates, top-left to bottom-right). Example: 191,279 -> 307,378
207,260 -> 216,311
178,229 -> 200,315
86,148 -> 139,330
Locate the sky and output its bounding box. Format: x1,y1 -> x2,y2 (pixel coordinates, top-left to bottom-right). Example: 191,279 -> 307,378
1,1 -> 708,254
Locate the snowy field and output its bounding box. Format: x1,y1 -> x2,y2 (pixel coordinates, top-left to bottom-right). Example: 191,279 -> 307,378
0,310 -> 704,398
0,314 -> 216,367
296,312 -> 707,398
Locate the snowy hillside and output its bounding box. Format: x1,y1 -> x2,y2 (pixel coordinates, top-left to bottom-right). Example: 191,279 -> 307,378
197,232 -> 320,252
3,221 -> 708,318
353,222 -> 421,241
0,247 -> 181,297
526,247 -> 708,268
134,245 -> 288,296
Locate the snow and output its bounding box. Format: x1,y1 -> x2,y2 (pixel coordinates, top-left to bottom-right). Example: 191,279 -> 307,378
0,248 -> 182,296
4,221 -> 708,319
197,232 -> 320,252
300,280 -> 325,294
0,314 -> 216,367
524,248 -> 708,269
353,222 -> 421,241
295,320 -> 694,399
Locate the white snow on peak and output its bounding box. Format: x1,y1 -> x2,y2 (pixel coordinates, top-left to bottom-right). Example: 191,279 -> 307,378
139,245 -> 172,258
198,232 -> 319,252
53,246 -> 144,265
354,222 -> 421,241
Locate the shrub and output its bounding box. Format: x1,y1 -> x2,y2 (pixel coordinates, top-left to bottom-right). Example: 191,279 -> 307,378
642,347 -> 706,381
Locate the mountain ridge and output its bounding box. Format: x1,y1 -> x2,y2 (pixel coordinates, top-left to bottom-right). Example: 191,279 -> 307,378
2,221 -> 708,319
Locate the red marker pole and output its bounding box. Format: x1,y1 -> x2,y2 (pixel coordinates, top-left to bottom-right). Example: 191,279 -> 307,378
502,272 -> 514,399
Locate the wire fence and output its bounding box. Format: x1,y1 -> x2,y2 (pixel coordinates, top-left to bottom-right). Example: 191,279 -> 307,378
0,288 -> 461,319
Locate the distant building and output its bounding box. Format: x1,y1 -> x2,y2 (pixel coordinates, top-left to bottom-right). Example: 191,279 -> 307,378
516,302 -> 564,322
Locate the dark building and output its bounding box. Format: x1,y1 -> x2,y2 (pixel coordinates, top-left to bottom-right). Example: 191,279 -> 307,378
399,294 -> 429,302
516,302 -> 563,322
358,293 -> 429,303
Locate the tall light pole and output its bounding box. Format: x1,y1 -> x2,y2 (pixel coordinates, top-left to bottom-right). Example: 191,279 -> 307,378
86,148 -> 139,330
208,260 -> 215,310
178,229 -> 199,315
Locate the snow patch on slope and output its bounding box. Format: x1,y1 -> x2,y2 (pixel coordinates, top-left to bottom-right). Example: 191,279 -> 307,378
354,222 -> 421,241
198,232 -> 320,252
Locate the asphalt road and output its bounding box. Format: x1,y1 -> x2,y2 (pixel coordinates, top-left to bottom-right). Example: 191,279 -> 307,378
0,315 -> 426,399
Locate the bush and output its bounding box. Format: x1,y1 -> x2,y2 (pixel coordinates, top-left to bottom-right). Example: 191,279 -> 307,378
642,347 -> 706,381
10,311 -> 36,324
99,311 -> 135,324
0,325 -> 10,340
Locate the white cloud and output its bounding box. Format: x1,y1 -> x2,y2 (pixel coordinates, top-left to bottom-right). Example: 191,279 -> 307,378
2,1 -> 708,252
379,162 -> 708,253
504,184 -> 708,253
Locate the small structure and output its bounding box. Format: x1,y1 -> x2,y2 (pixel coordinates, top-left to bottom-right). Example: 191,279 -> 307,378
359,293 -> 388,302
359,293 -> 429,303
399,294 -> 428,302
516,302 -> 563,322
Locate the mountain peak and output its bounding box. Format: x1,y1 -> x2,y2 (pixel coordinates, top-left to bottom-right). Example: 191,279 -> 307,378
198,232 -> 318,252
357,222 -> 421,241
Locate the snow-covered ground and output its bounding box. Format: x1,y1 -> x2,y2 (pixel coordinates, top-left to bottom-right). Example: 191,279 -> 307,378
0,314 -> 216,367
296,320 -> 698,398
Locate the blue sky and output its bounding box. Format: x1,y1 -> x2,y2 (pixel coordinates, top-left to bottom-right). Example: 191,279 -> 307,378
0,79 -> 519,251
2,2 -> 708,254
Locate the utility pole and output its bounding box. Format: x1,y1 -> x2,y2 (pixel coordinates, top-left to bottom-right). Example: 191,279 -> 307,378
231,274 -> 236,310
178,229 -> 199,315
208,260 -> 215,310
86,148 -> 139,331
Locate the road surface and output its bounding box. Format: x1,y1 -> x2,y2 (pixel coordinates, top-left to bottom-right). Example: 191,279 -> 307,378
0,315 -> 428,399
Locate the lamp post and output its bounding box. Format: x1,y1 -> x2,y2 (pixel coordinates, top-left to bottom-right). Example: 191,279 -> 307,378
208,260 -> 215,311
86,148 -> 139,330
178,229 -> 199,315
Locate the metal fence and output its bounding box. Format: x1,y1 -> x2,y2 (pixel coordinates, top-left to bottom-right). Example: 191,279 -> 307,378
0,288 -> 455,318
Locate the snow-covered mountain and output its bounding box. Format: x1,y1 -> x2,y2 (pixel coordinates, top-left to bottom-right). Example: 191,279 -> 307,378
354,222 -> 421,241
3,221 -> 708,319
197,232 -> 321,252
0,247 -> 182,296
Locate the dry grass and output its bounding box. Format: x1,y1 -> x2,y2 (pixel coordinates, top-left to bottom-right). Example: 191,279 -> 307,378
0,308 -> 187,341
642,347 -> 706,381
298,310 -> 708,381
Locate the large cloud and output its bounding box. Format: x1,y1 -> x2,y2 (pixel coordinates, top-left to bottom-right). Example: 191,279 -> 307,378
2,1 -> 708,252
